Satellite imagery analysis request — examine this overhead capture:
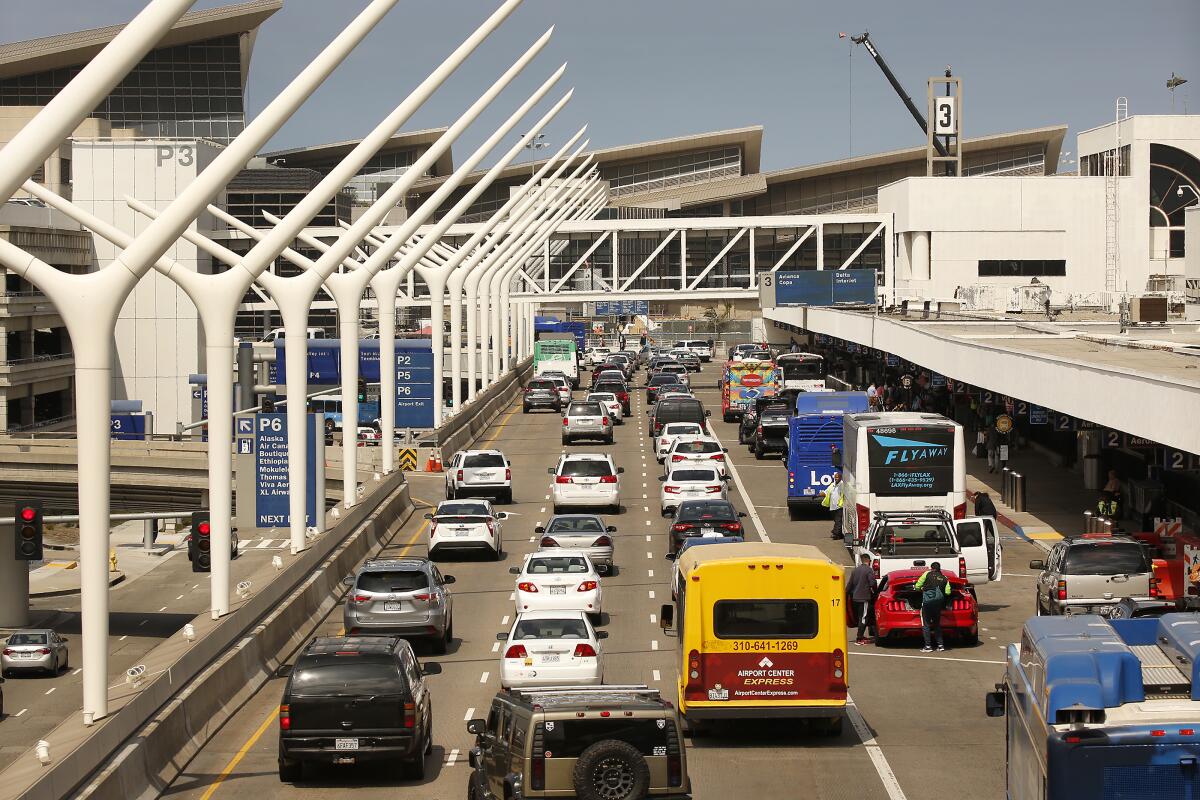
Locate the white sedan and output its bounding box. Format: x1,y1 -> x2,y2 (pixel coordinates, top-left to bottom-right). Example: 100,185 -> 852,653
654,422 -> 704,462
586,392 -> 623,424
510,550 -> 603,619
659,463 -> 728,516
497,610 -> 605,689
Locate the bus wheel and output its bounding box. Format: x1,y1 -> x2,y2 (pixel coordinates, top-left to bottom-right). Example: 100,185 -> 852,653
685,717 -> 709,738
787,505 -> 800,521
820,716 -> 844,737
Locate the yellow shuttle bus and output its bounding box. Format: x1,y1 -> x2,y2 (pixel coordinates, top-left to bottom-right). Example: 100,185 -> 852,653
659,542 -> 848,734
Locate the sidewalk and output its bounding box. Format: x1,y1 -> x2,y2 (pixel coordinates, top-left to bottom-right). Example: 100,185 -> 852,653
29,520 -> 183,597
964,446 -> 1095,552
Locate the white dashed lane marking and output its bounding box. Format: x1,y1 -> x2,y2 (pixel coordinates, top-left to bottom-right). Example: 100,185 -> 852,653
480,672 -> 489,684
464,707 -> 475,720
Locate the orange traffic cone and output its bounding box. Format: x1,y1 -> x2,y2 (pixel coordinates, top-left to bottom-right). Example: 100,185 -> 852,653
425,449 -> 443,473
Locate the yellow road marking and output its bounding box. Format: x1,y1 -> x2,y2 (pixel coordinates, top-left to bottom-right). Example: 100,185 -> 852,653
479,398 -> 521,448
199,706 -> 277,800
1026,531 -> 1063,540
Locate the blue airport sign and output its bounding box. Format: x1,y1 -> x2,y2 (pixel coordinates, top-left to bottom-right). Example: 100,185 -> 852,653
274,339 -> 339,385
769,269 -> 877,307
594,300 -> 649,316
110,413 -> 146,441
254,413 -> 319,528
1028,405 -> 1048,425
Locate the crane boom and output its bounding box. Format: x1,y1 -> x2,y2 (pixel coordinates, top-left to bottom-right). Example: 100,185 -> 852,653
851,31 -> 949,159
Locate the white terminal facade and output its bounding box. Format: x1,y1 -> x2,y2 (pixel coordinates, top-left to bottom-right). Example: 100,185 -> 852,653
0,0 -> 1197,433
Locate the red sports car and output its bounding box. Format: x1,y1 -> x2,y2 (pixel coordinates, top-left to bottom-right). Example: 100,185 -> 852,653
871,569 -> 979,645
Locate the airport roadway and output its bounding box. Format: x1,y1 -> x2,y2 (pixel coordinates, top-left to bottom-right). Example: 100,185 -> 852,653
159,361 -> 1048,800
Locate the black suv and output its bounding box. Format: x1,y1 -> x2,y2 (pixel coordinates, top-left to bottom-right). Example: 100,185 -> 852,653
752,399 -> 791,460
648,398 -> 708,439
278,636 -> 440,782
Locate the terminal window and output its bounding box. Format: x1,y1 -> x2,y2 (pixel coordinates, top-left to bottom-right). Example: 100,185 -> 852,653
977,259 -> 1066,277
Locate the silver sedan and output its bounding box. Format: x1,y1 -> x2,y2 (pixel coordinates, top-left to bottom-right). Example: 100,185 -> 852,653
2,629 -> 69,676
535,514 -> 617,575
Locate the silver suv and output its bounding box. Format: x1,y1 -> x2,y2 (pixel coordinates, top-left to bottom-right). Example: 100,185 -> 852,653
563,401 -> 614,445
343,558 -> 456,653
1030,535 -> 1155,617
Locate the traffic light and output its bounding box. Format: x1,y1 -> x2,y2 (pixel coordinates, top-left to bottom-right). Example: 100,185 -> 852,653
261,395 -> 275,413
14,500 -> 43,560
190,510 -> 211,572
357,378 -> 367,403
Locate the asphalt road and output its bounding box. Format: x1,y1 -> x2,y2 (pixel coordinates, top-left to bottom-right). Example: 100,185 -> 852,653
155,361 -> 1047,800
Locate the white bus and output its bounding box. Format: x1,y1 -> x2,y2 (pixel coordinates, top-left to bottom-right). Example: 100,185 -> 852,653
840,412 -> 966,543
774,352 -> 825,393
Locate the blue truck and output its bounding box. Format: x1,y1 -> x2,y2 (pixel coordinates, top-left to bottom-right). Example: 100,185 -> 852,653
986,614 -> 1200,799
533,317 -> 586,350
785,391 -> 869,519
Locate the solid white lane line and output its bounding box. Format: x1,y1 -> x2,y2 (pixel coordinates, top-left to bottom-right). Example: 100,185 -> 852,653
480,672 -> 489,683
464,707 -> 476,721
652,670 -> 661,682
119,636 -> 127,641
848,650 -> 1005,666
447,748 -> 460,766
704,424 -> 770,542
72,668 -> 81,676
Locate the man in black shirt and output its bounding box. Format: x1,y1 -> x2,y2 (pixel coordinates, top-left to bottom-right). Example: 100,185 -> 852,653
846,554 -> 877,645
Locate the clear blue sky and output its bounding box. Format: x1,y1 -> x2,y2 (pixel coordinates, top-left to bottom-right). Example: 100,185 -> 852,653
3,0 -> 1198,170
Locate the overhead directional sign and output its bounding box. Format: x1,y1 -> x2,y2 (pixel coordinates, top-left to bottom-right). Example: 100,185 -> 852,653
394,344 -> 435,428
254,413 -> 319,528
594,300 -> 649,316
759,269 -> 877,307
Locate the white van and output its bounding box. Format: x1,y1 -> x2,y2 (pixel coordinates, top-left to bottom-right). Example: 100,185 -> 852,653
840,412 -> 967,545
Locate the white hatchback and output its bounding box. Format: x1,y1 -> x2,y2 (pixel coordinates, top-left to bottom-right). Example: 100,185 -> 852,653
663,435 -> 729,476
510,550 -> 603,618
497,610 -> 605,689
426,499 -> 506,561
549,454 -> 623,514
654,421 -> 704,462
658,463 -> 728,516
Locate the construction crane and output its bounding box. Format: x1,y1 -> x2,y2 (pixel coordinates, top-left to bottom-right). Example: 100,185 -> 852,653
850,31 -> 950,160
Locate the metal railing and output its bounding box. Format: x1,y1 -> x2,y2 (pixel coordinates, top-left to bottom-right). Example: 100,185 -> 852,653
0,352 -> 73,367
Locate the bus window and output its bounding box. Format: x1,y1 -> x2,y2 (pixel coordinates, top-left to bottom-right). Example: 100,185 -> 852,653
712,599 -> 819,640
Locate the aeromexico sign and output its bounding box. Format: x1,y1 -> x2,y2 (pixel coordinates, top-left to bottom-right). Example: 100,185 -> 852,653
867,426 -> 956,496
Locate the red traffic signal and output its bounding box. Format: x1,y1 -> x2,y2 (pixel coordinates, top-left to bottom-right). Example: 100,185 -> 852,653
19,506 -> 36,522
197,521 -> 211,536
14,500 -> 43,560
190,511 -> 212,571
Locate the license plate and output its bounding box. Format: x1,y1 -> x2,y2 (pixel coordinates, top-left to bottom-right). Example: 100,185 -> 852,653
335,738 -> 359,751
803,488 -> 816,496
453,528 -> 470,537
707,687 -> 729,701
475,472 -> 493,479
701,527 -> 716,536
18,652 -> 35,659
540,654 -> 561,664
549,586 -> 567,595
384,602 -> 403,611
576,478 -> 599,485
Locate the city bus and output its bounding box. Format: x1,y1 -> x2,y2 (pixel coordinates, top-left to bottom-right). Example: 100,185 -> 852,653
840,412 -> 966,543
659,542 -> 847,735
309,396 -> 381,433
721,358 -> 778,422
987,613 -> 1200,799
533,338 -> 579,387
786,391 -> 870,518
775,352 -> 826,393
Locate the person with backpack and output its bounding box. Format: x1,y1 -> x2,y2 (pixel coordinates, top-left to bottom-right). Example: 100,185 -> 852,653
914,562 -> 952,652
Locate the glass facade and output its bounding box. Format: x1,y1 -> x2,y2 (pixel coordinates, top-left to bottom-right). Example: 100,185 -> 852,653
1080,145 -> 1131,177
978,259 -> 1066,277
601,147 -> 741,198
0,34 -> 245,143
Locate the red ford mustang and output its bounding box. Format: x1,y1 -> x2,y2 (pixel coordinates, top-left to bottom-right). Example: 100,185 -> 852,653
872,569 -> 979,645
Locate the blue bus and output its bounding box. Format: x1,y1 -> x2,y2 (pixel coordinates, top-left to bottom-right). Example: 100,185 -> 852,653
987,614 -> 1200,799
310,397 -> 381,433
785,391 -> 868,519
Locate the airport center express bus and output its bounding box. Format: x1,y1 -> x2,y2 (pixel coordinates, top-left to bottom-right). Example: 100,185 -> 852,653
785,392 -> 869,518
987,614 -> 1200,799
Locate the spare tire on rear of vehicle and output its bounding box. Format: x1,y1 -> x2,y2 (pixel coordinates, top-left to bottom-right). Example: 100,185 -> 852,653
571,739 -> 651,800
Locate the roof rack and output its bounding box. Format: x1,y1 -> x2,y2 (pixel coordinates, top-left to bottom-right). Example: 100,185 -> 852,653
510,684 -> 655,696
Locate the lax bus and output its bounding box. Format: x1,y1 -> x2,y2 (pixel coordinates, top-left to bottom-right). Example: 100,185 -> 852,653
786,391 -> 870,518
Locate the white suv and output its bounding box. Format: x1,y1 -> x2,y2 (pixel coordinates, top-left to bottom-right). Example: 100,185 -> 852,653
445,450 -> 512,504
426,499 -> 507,561
549,454 -> 623,514
674,339 -> 713,362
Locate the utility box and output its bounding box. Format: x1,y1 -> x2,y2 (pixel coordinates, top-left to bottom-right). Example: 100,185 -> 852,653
1130,295 -> 1168,323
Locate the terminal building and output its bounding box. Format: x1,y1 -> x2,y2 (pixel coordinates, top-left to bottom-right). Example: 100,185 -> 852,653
0,0 -> 1197,433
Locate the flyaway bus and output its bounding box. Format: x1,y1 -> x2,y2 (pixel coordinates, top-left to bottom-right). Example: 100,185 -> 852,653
721,358 -> 778,422
786,391 -> 870,518
840,412 -> 966,543
775,352 -> 826,393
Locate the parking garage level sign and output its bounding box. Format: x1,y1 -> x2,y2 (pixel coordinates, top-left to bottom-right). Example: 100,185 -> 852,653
254,413 -> 319,528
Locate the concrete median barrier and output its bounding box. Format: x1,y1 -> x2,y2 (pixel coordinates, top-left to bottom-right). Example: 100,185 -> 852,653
436,356 -> 532,456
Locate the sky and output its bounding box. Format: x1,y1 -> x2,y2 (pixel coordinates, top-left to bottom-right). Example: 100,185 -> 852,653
2,0 -> 1198,172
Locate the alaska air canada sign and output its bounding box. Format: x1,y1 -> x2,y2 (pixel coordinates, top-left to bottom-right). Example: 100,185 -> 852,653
867,426 -> 956,496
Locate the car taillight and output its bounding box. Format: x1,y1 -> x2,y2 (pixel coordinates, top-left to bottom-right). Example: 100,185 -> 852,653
668,752 -> 683,787
411,593 -> 431,602
757,425 -> 763,435
505,468 -> 511,481
573,643 -> 597,657
555,476 -> 572,484
563,418 -> 569,426
959,557 -> 967,579
531,736 -> 546,791
872,558 -> 880,580
352,594 -> 370,604
719,522 -> 742,533
540,537 -> 559,547
705,485 -> 722,493
672,524 -> 690,532
684,648 -> 704,700
518,582 -> 539,593
577,581 -> 598,592
485,521 -> 495,537
601,417 -> 609,425
456,469 -> 464,481
953,502 -> 966,520
278,704 -> 291,731
831,648 -> 846,691
599,475 -> 618,484
856,504 -> 870,536
593,535 -> 612,547
712,453 -> 725,461
504,644 -> 528,659
664,486 -> 681,494
1150,577 -> 1161,597
1057,580 -> 1067,601
403,701 -> 415,729
1,649 -> 11,656
671,454 -> 686,462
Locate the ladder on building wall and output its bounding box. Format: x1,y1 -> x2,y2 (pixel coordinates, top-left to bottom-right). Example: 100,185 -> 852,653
1104,97 -> 1128,293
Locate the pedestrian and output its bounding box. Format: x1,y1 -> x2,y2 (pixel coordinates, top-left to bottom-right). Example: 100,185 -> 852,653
915,562 -> 952,652
822,471 -> 845,540
974,491 -> 997,519
846,553 -> 878,645
789,336 -> 799,353
640,333 -> 647,347
986,426 -> 1000,473
707,337 -> 714,352
1097,493 -> 1119,519
1104,470 -> 1121,501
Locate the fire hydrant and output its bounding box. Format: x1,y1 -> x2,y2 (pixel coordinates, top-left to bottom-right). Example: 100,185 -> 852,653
109,549 -> 118,573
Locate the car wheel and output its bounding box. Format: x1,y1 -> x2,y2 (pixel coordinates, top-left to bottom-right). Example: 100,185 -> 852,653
609,504 -> 620,515
686,716 -> 709,738
754,444 -> 764,460
571,739 -> 650,800
61,650 -> 68,670
522,406 -> 529,414
278,752 -> 302,782
962,630 -> 979,646
404,749 -> 427,780
604,434 -> 613,444
722,412 -> 734,423
432,627 -> 449,655
48,656 -> 58,676
446,484 -> 456,500
553,505 -> 563,515
501,490 -> 513,505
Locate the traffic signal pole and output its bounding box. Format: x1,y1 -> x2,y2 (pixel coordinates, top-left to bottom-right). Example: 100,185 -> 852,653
0,525 -> 30,627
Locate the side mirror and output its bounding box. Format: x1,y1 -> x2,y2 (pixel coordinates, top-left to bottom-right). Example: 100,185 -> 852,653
658,476 -> 666,482
606,526 -> 617,533
596,630 -> 609,640
496,632 -> 508,641
467,718 -> 487,735
664,552 -> 676,561
985,691 -> 1007,718
509,566 -> 521,575
1029,560 -> 1045,570
704,410 -> 712,417
275,664 -> 294,678
722,447 -> 729,453
617,467 -> 624,474
534,526 -> 546,534
442,575 -> 456,585
421,661 -> 443,676
341,575 -> 355,587
496,512 -> 509,520
659,603 -> 674,630
547,468 -> 555,474
423,513 -> 433,520
738,512 -> 747,518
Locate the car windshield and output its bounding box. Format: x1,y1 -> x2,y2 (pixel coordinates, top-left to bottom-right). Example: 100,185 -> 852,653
560,461 -> 613,477
356,570 -> 428,593
674,441 -> 719,454
568,403 -> 604,416
528,380 -> 555,390
662,365 -> 686,373
547,517 -> 605,533
1063,543 -> 1151,575
877,524 -> 951,546
439,502 -> 490,516
8,633 -> 47,645
527,556 -> 589,574
713,600 -> 818,639
664,424 -> 701,436
678,502 -> 736,521
291,658 -> 404,696
512,618 -> 589,639
464,453 -> 505,468
670,469 -> 718,482
747,351 -> 772,360
593,382 -> 626,393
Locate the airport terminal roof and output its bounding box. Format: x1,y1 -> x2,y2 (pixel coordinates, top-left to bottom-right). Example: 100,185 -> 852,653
0,0 -> 283,80
261,128 -> 455,178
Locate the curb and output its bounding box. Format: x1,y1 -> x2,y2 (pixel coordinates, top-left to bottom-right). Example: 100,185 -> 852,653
30,571 -> 125,598
966,489 -> 1051,553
